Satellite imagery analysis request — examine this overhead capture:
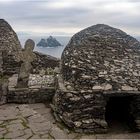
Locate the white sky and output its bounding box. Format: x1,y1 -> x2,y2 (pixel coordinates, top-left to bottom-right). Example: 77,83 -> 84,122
0,0 -> 140,36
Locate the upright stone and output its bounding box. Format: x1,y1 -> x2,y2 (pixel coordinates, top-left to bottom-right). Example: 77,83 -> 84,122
17,39 -> 36,88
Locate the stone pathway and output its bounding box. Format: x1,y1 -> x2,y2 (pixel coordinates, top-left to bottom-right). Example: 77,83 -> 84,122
0,103 -> 140,139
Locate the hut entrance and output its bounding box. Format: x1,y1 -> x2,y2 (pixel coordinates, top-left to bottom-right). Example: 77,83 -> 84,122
105,96 -> 135,133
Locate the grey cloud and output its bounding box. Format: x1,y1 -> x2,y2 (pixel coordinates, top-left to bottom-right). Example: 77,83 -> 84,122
0,0 -> 140,36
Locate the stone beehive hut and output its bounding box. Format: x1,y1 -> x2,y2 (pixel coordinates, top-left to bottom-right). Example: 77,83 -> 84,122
0,19 -> 22,75
53,24 -> 140,133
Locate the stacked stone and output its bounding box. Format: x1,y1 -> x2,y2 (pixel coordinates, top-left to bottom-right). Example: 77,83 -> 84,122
28,74 -> 54,87
0,19 -> 22,75
0,19 -> 22,60
61,24 -> 140,91
33,51 -> 60,73
54,76 -> 107,133
54,24 -> 140,133
0,78 -> 8,104
2,50 -> 21,75
8,74 -> 55,103
0,50 -> 3,75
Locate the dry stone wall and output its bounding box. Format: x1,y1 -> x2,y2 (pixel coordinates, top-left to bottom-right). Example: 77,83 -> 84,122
0,19 -> 22,75
8,74 -> 55,103
33,51 -> 60,73
61,24 -> 140,91
54,24 -> 140,133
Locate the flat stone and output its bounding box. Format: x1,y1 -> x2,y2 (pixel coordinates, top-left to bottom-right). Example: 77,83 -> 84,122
67,132 -> 80,139
92,85 -> 103,90
4,130 -> 24,139
50,125 -> 68,139
122,86 -> 134,91
74,121 -> 82,127
7,123 -> 25,132
1,103 -> 140,139
104,84 -> 112,90
19,108 -> 37,118
30,134 -> 41,139
0,114 -> 18,121
0,129 -> 7,137
29,121 -> 51,133
9,119 -> 22,125
0,127 -> 5,132
28,114 -> 46,123
41,134 -> 50,139
0,121 -> 4,125
22,129 -> 33,139
80,134 -> 96,139
29,103 -> 46,110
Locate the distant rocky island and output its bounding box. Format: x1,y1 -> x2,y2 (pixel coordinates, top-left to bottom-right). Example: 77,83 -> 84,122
37,36 -> 62,47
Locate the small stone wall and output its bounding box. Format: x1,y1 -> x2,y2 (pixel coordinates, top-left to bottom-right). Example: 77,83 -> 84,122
8,74 -> 55,103
33,51 -> 60,73
8,87 -> 55,104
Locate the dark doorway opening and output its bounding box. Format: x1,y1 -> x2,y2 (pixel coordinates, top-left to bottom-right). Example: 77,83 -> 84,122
105,96 -> 135,133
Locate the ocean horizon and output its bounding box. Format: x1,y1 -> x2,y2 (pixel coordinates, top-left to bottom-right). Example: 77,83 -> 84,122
17,34 -> 71,58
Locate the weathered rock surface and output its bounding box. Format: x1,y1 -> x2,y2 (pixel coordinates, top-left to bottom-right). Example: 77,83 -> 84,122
54,24 -> 140,133
37,36 -> 62,47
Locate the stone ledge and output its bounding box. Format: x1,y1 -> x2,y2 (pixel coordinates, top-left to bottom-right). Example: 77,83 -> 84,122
8,87 -> 55,104
7,74 -> 55,103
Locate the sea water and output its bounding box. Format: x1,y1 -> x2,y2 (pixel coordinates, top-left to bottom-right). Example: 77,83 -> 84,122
18,35 -> 71,58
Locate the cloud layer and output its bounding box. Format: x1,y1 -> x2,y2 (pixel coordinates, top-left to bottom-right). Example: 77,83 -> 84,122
0,0 -> 140,36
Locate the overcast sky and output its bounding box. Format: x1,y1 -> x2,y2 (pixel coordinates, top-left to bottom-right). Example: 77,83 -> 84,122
0,0 -> 140,36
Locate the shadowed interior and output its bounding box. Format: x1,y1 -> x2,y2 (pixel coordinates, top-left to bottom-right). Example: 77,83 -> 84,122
105,96 -> 135,133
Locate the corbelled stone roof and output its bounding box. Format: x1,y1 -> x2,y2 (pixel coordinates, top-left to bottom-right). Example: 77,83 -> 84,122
0,19 -> 22,61
61,24 -> 140,91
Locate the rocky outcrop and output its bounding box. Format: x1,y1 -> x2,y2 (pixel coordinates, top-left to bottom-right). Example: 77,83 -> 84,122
53,24 -> 140,133
37,36 -> 62,47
